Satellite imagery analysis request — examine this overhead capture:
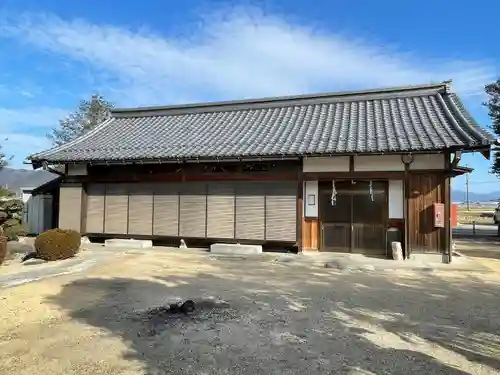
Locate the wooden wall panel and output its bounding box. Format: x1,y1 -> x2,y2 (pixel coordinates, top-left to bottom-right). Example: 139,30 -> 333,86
59,184 -> 83,232
302,218 -> 319,250
153,184 -> 179,236
179,182 -> 207,238
128,183 -> 153,235
81,179 -> 301,243
235,182 -> 265,240
408,173 -> 445,253
85,184 -> 105,233
206,182 -> 235,239
265,182 -> 297,241
104,185 -> 129,234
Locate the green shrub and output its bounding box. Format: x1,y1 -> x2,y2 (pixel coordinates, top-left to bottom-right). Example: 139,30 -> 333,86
0,187 -> 14,198
34,228 -> 81,261
3,224 -> 27,241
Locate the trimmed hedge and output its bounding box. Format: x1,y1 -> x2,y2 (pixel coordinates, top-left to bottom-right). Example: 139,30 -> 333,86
34,228 -> 81,261
3,224 -> 27,241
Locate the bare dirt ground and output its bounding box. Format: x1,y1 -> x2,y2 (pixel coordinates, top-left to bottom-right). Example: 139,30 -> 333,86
1,250 -> 500,375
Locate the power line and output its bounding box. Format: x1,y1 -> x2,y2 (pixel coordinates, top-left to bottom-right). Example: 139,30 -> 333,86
469,181 -> 500,185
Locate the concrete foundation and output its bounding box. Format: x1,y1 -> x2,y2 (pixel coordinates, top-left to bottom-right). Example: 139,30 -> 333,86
409,253 -> 448,264
104,239 -> 153,249
210,243 -> 263,255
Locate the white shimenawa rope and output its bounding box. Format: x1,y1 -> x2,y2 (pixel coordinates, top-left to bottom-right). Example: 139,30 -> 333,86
331,180 -> 337,206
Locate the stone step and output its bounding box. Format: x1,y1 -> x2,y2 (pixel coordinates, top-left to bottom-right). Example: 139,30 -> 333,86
210,243 -> 263,255
104,239 -> 153,249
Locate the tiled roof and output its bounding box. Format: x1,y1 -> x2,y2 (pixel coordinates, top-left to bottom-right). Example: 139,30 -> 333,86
30,81 -> 496,164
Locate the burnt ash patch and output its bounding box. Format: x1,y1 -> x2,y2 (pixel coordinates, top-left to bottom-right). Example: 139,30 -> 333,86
133,299 -> 238,337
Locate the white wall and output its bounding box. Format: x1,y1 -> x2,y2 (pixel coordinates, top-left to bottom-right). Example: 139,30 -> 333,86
303,181 -> 318,217
21,191 -> 32,203
409,154 -> 445,170
388,180 -> 404,219
21,189 -> 33,226
354,155 -> 405,172
303,154 -> 446,173
303,156 -> 349,172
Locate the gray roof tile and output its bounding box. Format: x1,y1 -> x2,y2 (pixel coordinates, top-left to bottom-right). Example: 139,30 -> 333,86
30,82 -> 496,164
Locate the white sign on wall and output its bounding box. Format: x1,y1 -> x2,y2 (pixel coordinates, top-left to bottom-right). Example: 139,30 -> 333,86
388,180 -> 404,219
304,180 -> 318,217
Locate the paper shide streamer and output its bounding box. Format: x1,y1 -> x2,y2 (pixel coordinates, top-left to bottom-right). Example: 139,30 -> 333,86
331,180 -> 337,206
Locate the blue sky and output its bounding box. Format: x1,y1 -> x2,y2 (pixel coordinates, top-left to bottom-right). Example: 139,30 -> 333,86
0,0 -> 498,192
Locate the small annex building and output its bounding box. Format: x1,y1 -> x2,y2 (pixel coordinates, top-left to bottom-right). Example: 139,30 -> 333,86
29,81 -> 496,259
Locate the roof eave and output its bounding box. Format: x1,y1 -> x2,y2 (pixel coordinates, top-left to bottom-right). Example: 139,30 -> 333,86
28,118 -> 115,162
450,165 -> 473,177
30,148 -> 481,166
30,176 -> 63,196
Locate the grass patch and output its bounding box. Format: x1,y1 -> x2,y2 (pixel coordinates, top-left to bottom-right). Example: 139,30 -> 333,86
457,207 -> 496,224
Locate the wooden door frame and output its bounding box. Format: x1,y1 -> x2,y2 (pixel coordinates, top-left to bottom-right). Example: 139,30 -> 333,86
407,173 -> 447,254
318,181 -> 351,252
318,179 -> 389,253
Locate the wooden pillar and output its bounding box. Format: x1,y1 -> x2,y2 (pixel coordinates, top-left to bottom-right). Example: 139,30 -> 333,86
444,176 -> 451,262
403,165 -> 410,259
81,184 -> 88,233
444,153 -> 452,262
302,218 -> 319,251
301,178 -> 319,251
297,175 -> 303,250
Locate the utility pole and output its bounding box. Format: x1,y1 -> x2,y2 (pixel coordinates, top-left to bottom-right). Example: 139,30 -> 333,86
465,165 -> 470,211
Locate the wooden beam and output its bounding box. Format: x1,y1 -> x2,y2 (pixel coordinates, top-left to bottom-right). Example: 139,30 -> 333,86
480,148 -> 491,160
303,171 -> 406,180
87,172 -> 299,183
184,173 -> 298,182
302,169 -> 451,181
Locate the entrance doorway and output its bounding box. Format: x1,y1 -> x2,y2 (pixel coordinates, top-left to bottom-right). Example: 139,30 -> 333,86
319,180 -> 388,255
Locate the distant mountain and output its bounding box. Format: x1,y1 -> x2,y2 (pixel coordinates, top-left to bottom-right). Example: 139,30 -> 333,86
452,189 -> 500,203
0,167 -> 59,194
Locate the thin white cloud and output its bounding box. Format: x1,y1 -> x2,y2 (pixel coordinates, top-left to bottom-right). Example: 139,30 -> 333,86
0,8 -> 496,106
19,90 -> 34,98
0,106 -> 67,167
0,132 -> 51,168
0,107 -> 68,131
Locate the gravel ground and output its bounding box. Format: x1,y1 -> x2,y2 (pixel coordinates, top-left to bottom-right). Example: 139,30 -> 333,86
1,250 -> 500,375
0,243 -> 126,288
